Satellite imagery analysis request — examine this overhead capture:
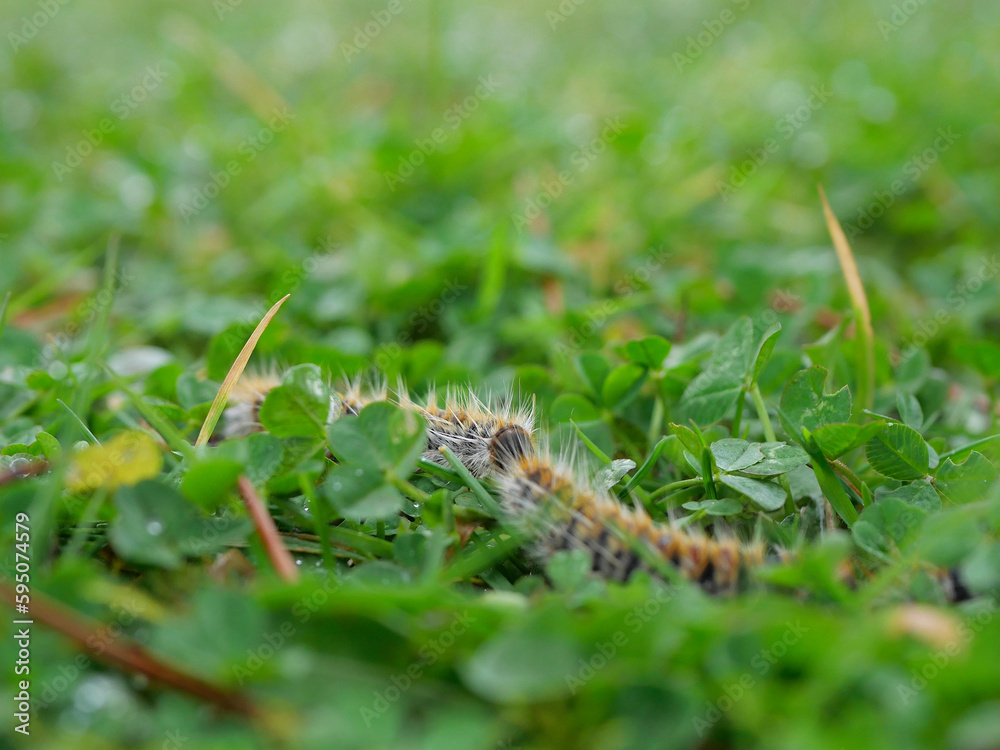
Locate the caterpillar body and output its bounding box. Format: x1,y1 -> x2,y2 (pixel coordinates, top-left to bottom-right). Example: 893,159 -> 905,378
499,454 -> 765,593
219,373 -> 535,477
215,368 -> 978,603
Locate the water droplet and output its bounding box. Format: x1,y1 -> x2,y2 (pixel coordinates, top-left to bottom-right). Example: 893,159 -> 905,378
355,468 -> 364,476
332,481 -> 342,491
145,520 -> 163,536
73,675 -> 115,713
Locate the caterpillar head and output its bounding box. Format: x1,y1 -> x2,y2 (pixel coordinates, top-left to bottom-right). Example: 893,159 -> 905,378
489,424 -> 535,473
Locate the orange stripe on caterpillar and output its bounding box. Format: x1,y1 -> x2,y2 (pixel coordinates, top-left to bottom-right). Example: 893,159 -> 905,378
500,454 -> 764,593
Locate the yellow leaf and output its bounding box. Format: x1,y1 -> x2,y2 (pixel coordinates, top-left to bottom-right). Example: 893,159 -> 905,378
67,431 -> 163,493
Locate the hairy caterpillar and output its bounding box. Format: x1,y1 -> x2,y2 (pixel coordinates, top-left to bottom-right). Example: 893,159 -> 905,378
405,386 -> 536,478
216,368 -> 981,603
219,372 -> 536,478
219,369 -> 759,591
498,453 -> 765,593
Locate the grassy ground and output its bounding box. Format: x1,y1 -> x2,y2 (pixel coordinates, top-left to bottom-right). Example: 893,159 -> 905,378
3,0 -> 1000,748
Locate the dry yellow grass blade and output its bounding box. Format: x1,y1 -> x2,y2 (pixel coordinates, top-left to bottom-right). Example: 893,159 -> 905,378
194,294 -> 291,448
818,185 -> 875,417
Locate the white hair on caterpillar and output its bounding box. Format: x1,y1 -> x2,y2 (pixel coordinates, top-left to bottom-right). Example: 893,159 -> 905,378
402,384 -> 537,478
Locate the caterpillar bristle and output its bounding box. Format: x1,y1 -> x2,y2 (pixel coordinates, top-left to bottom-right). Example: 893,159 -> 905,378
338,373 -> 390,416
231,367 -> 284,403
411,385 -> 536,478
500,453 -> 763,593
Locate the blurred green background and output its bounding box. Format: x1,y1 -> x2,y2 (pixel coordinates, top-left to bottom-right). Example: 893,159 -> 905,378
3,0 -> 999,379
3,0 -> 1000,748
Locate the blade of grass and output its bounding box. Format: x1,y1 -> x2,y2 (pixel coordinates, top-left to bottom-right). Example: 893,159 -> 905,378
387,472 -> 431,504
571,420 -> 612,464
63,488 -> 108,559
56,398 -> 100,445
649,476 -> 702,502
750,384 -> 794,514
439,445 -> 504,519
195,294 -> 291,448
802,427 -> 859,526
474,225 -> 507,321
617,436 -> 668,498
418,457 -> 464,484
819,185 -> 875,418
325,524 -> 394,558
700,448 -> 717,499
571,420 -> 645,496
441,529 -> 525,582
938,434 -> 1000,462
72,234 -> 121,425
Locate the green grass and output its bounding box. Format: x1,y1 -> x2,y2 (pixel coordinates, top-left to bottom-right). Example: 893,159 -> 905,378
3,0 -> 1000,748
